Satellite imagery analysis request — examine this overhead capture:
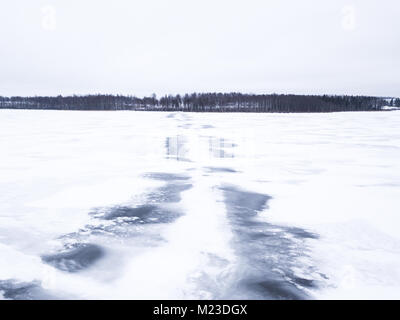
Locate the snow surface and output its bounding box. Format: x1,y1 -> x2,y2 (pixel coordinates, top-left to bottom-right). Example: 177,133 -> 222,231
0,109 -> 400,299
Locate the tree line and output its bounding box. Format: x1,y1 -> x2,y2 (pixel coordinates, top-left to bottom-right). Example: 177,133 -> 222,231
0,93 -> 398,112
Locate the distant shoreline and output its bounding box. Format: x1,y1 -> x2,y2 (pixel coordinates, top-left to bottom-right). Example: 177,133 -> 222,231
1,93 -> 399,113
1,108 -> 398,114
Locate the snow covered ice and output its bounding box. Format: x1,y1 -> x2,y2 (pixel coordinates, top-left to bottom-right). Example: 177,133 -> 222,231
1,109 -> 400,300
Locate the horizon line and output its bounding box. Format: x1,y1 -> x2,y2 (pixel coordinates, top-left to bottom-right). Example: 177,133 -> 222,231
0,92 -> 398,99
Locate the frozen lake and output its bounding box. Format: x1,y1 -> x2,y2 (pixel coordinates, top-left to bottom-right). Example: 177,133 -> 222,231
1,109 -> 400,299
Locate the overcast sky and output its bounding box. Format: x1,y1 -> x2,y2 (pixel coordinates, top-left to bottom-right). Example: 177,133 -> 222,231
0,0 -> 399,97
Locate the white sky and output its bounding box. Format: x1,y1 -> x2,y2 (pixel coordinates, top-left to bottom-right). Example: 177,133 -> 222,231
0,0 -> 399,97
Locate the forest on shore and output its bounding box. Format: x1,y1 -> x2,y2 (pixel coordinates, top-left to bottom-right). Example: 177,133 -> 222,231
1,93 -> 399,113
